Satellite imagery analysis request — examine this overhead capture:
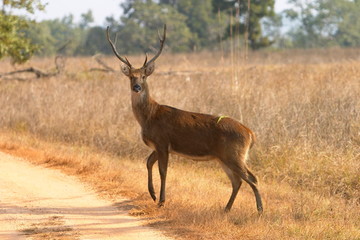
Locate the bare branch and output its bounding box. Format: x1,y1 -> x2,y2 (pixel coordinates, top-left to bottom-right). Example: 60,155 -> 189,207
0,56 -> 66,80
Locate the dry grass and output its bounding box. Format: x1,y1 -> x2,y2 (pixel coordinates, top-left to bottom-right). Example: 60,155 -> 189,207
0,49 -> 359,239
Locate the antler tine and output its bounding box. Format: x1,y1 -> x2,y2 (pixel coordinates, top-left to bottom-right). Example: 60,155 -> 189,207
142,53 -> 148,67
106,26 -> 132,68
145,24 -> 166,67
124,57 -> 132,67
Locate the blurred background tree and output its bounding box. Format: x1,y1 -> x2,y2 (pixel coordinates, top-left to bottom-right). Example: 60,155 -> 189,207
25,15 -> 81,56
212,0 -> 275,49
18,0 -> 276,57
0,0 -> 45,63
2,0 -> 360,62
282,0 -> 360,48
159,0 -> 221,50
114,0 -> 193,53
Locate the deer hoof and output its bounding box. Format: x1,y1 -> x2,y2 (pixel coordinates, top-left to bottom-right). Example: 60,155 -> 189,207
224,207 -> 231,213
150,193 -> 156,202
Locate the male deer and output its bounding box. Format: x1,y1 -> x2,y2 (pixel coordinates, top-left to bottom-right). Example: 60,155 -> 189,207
106,25 -> 263,213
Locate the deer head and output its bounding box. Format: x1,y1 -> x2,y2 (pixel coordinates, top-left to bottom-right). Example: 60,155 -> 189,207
106,25 -> 166,94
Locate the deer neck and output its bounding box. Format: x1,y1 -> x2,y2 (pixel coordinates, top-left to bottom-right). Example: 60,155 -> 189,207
131,84 -> 158,127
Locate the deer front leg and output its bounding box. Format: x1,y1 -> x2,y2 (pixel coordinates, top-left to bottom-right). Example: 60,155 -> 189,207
157,148 -> 169,207
146,151 -> 158,201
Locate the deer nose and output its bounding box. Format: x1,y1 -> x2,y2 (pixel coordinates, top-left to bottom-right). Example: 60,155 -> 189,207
132,84 -> 142,93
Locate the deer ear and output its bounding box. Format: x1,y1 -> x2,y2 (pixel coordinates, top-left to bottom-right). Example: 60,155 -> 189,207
121,64 -> 131,76
144,62 -> 155,76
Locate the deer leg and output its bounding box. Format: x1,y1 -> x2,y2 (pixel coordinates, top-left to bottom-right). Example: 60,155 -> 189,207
243,166 -> 263,214
220,162 -> 243,212
157,149 -> 169,207
222,152 -> 263,214
146,151 -> 158,201
234,161 -> 263,214
226,176 -> 243,212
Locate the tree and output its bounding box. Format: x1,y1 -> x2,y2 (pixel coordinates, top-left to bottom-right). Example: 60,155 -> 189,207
24,20 -> 56,56
283,0 -> 360,48
45,15 -> 83,55
212,0 -> 275,49
283,0 -> 329,48
79,10 -> 94,29
79,26 -> 111,55
319,0 -> 360,47
24,15 -> 87,56
0,0 -> 45,63
160,0 -> 221,49
117,0 -> 192,53
261,12 -> 284,47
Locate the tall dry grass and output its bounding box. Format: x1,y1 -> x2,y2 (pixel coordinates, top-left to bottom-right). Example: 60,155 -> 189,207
0,49 -> 359,239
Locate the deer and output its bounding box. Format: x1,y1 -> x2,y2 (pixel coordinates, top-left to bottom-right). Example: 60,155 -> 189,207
106,25 -> 263,214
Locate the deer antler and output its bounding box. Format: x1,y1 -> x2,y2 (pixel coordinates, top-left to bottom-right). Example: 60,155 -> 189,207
143,24 -> 167,67
106,26 -> 132,68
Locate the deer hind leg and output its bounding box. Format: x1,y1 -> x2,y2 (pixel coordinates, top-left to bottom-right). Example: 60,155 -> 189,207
146,151 -> 158,201
243,166 -> 263,214
222,154 -> 263,214
220,163 -> 243,212
233,160 -> 263,214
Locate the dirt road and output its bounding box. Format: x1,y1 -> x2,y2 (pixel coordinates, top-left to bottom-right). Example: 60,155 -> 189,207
0,151 -> 171,240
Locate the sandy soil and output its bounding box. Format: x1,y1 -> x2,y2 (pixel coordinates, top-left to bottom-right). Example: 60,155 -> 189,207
0,151 -> 171,240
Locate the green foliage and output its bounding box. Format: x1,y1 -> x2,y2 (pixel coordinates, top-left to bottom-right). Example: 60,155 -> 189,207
284,0 -> 360,48
0,14 -> 35,63
2,0 -> 45,13
79,26 -> 110,55
5,0 -> 360,58
5,0 -> 275,58
24,14 -> 89,56
248,0 -> 275,49
79,10 -> 94,29
322,0 -> 360,47
213,0 -> 275,49
24,11 -> 109,56
116,0 -> 192,53
119,0 -> 271,51
283,1 -> 328,48
176,0 -> 220,49
23,20 -> 55,56
0,0 -> 45,63
261,12 -> 284,47
45,16 -> 82,55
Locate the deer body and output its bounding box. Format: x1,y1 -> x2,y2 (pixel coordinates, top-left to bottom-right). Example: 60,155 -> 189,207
107,25 -> 263,213
138,103 -> 252,162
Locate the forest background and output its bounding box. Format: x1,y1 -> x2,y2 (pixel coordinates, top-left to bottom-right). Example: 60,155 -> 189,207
2,0 -> 360,63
